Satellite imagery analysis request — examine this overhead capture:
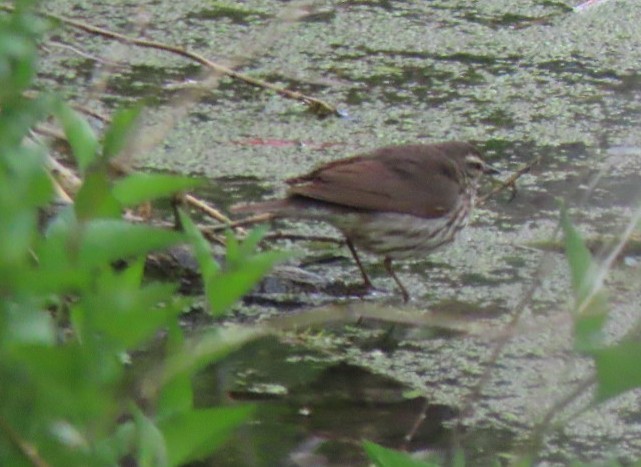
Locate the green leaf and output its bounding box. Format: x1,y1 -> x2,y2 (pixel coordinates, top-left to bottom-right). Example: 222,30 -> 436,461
0,27 -> 38,100
225,225 -> 268,269
112,173 -> 203,207
593,340 -> 641,402
363,441 -> 436,467
4,301 -> 56,346
74,171 -> 121,220
77,220 -> 184,267
27,213 -> 89,293
157,322 -> 193,419
1,144 -> 53,207
30,220 -> 184,294
14,344 -> 111,421
225,230 -> 241,267
117,257 -> 145,289
560,206 -> 594,303
188,225 -> 289,316
0,144 -> 51,268
55,103 -> 99,172
134,407 -> 168,467
159,406 -> 254,466
560,206 -> 608,351
574,308 -> 608,352
206,250 -> 288,316
158,326 -> 264,389
237,225 -> 268,259
178,209 -> 220,279
96,421 -> 136,464
102,105 -> 142,160
0,209 -> 36,268
86,282 -> 183,348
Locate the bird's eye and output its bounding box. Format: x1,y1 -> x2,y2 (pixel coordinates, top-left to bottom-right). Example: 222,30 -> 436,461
465,158 -> 484,171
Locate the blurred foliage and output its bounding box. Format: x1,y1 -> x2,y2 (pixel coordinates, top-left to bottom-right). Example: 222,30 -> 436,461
0,3 -> 284,465
561,207 -> 641,404
363,440 -> 440,467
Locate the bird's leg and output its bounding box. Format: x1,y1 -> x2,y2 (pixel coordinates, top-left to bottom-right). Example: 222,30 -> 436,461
345,239 -> 374,289
383,257 -> 409,303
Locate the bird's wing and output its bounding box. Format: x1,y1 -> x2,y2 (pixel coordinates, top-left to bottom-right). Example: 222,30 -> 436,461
286,153 -> 461,219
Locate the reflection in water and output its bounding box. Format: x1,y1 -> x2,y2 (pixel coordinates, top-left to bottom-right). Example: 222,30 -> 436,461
195,339 -> 457,466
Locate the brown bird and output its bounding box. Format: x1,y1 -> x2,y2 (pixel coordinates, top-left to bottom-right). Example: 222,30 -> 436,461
233,142 -> 500,302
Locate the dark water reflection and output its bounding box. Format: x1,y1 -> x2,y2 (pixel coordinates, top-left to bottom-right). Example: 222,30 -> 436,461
192,338 -> 458,467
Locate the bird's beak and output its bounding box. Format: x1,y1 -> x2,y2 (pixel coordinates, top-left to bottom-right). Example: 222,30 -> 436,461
483,163 -> 501,175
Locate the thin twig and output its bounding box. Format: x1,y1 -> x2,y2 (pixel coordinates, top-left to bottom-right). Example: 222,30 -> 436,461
69,103 -> 110,123
576,201 -> 641,316
206,212 -> 275,232
525,375 -> 596,460
183,194 -> 234,225
402,398 -> 430,449
44,40 -> 127,69
1,4 -> 338,116
24,91 -> 110,122
451,255 -> 551,439
477,156 -> 541,206
33,124 -> 67,144
200,229 -> 227,246
0,415 -> 50,467
30,130 -> 82,197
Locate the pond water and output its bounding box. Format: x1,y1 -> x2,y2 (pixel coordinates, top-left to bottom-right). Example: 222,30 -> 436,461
42,0 -> 641,464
